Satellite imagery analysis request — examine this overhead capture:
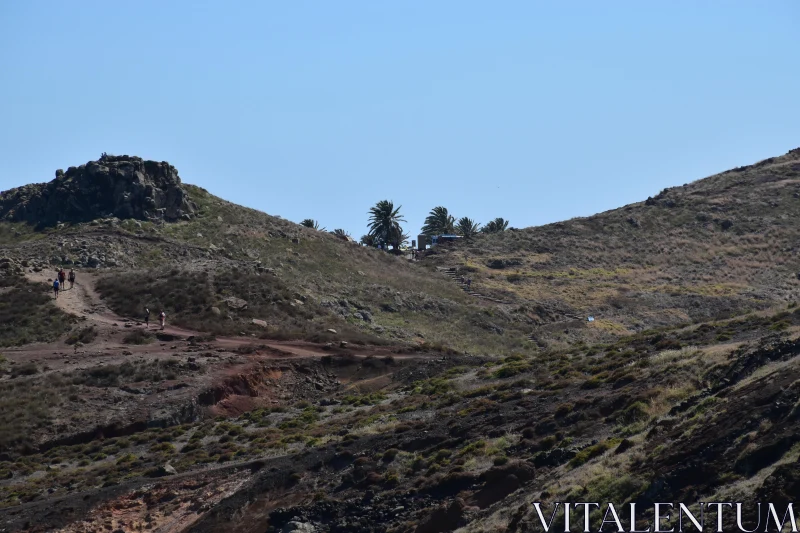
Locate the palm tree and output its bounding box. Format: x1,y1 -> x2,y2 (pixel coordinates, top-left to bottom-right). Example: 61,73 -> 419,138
331,228 -> 351,240
300,219 -> 324,230
481,217 -> 509,234
387,227 -> 410,250
421,206 -> 456,236
456,217 -> 481,238
360,234 -> 376,247
367,200 -> 406,249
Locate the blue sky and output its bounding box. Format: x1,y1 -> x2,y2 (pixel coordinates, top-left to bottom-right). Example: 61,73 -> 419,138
1,1 -> 799,238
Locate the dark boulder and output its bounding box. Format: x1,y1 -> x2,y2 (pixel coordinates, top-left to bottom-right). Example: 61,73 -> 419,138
415,498 -> 468,533
0,155 -> 196,227
469,461 -> 535,509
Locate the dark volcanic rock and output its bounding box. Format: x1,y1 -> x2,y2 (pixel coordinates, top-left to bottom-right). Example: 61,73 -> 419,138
415,498 -> 467,533
0,155 -> 196,227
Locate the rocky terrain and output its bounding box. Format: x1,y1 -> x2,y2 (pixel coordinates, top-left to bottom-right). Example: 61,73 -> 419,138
0,152 -> 799,532
0,155 -> 196,227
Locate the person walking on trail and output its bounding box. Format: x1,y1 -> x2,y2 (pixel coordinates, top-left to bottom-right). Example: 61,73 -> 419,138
68,269 -> 75,289
58,269 -> 66,288
159,310 -> 166,330
53,278 -> 60,299
467,278 -> 472,290
144,307 -> 151,328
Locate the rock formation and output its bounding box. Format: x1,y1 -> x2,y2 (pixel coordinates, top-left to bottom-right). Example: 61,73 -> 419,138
0,155 -> 196,226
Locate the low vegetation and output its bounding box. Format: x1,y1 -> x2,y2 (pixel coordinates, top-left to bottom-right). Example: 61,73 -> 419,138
0,275 -> 74,347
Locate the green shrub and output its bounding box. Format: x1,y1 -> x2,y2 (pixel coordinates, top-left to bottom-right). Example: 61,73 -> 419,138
569,439 -> 621,468
412,378 -> 452,395
619,401 -> 649,424
10,362 -> 38,377
434,449 -> 451,462
539,435 -> 558,450
581,376 -> 603,389
554,403 -> 574,418
382,448 -> 400,462
459,440 -> 487,456
150,442 -> 176,454
492,360 -> 532,379
342,393 -> 386,406
65,326 -> 97,346
769,321 -> 790,331
122,329 -> 154,345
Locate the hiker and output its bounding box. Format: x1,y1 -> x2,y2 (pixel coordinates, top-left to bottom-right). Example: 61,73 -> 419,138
467,278 -> 472,289
159,310 -> 166,330
144,307 -> 151,328
58,269 -> 66,289
68,269 -> 75,289
53,278 -> 60,299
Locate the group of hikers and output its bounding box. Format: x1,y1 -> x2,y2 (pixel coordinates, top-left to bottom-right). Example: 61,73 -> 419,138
51,269 -> 167,330
52,268 -> 76,298
144,307 -> 167,330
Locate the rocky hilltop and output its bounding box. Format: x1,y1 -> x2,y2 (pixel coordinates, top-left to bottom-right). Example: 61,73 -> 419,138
0,155 -> 196,227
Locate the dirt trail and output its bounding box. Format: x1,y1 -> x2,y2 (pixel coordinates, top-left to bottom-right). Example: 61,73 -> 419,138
22,270 -> 411,360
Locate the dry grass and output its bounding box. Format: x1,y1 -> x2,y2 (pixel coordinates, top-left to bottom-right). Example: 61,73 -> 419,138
0,275 -> 75,347
426,149 -> 800,344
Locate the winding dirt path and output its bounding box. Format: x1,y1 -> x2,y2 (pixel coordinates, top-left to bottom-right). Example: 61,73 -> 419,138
21,270 -> 413,361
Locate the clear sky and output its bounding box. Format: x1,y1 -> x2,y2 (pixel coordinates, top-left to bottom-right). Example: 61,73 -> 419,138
2,1 -> 799,239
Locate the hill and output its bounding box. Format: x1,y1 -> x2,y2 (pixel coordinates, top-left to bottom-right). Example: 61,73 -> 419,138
0,156 -> 532,354
426,147 -> 800,348
1,151 -> 799,533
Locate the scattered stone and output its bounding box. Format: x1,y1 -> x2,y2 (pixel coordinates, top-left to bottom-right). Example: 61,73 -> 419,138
210,306 -> 221,316
149,464 -> 177,477
326,329 -> 337,334
252,319 -> 268,328
224,297 -> 248,310
283,520 -> 316,533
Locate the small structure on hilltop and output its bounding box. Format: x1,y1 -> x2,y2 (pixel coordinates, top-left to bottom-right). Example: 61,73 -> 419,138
417,234 -> 462,250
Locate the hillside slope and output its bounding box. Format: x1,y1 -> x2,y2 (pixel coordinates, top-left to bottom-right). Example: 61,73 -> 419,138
0,157 -> 532,355
1,151 -> 799,533
426,147 -> 800,346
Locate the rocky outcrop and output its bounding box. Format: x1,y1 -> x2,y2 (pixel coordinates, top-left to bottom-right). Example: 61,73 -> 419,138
0,155 -> 196,227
